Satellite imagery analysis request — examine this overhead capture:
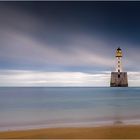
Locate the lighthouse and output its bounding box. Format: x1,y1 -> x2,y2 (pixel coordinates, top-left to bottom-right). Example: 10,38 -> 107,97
110,47 -> 128,87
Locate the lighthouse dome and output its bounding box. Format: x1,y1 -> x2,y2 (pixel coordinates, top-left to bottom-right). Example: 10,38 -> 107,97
117,47 -> 121,51
116,47 -> 122,57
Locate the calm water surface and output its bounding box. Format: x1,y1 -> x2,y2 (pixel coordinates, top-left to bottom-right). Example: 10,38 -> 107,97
0,87 -> 140,130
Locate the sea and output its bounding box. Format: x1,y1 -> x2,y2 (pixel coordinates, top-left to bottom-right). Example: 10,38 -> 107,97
0,87 -> 140,131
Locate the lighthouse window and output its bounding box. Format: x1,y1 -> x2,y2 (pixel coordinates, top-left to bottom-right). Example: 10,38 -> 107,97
118,61 -> 120,63
118,74 -> 120,78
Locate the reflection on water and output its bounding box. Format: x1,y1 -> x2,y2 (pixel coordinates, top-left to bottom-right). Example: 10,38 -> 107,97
0,87 -> 140,130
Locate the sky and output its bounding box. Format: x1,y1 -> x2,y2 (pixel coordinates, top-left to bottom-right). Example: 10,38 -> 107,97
0,1 -> 140,87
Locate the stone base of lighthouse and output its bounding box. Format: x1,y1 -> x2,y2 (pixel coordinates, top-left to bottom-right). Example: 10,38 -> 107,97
110,72 -> 128,87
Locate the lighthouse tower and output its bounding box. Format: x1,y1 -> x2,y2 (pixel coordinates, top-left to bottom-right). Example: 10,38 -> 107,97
110,47 -> 128,87
116,47 -> 122,72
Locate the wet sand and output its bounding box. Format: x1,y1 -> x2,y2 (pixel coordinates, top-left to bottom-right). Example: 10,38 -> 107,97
0,125 -> 140,139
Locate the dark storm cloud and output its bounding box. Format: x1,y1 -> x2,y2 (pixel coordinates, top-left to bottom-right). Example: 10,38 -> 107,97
0,1 -> 140,72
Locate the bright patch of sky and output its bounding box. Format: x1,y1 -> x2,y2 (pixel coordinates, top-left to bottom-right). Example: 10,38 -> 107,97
0,70 -> 139,87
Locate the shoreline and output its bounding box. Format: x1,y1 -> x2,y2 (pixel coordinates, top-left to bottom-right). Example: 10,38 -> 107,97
1,118 -> 140,132
1,125 -> 140,139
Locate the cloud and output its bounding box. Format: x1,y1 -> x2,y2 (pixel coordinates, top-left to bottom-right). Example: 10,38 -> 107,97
0,2 -> 140,73
0,70 -> 110,87
0,29 -> 114,69
128,72 -> 140,87
0,4 -> 114,70
0,70 -> 139,87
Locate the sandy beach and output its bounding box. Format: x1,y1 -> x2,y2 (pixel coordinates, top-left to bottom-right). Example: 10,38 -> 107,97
0,125 -> 140,139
